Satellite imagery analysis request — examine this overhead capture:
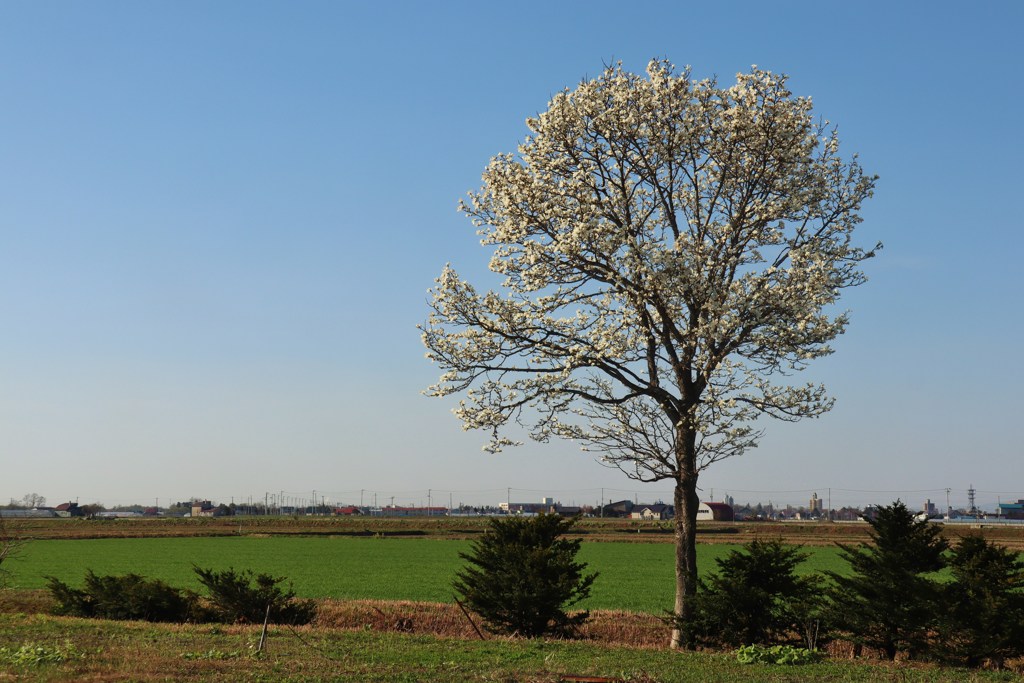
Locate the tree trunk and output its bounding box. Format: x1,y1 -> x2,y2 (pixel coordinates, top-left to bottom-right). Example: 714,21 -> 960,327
669,436 -> 700,649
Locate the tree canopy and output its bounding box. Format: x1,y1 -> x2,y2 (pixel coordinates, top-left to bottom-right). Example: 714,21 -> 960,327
423,59 -> 877,647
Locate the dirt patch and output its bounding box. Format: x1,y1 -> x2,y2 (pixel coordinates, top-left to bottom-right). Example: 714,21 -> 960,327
314,599 -> 669,648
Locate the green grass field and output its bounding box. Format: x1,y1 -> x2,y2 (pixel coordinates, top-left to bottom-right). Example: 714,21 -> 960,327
5,537 -> 849,614
3,612 -> 1010,683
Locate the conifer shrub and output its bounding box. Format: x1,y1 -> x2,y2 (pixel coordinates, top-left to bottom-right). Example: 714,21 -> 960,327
46,571 -> 196,622
192,566 -> 317,625
934,534 -> 1024,669
46,567 -> 315,626
453,513 -> 596,637
684,538 -> 824,648
827,500 -> 947,661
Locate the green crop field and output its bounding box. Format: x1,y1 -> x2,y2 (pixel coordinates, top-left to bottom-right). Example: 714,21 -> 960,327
4,537 -> 850,614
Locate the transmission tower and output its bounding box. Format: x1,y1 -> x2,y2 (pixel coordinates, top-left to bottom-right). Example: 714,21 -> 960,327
968,484 -> 977,515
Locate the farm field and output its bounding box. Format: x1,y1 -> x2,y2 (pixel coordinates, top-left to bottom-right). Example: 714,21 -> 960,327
4,535 -> 850,613
4,522 -> 1023,679
6,515 -> 1023,548
5,516 -> 1022,614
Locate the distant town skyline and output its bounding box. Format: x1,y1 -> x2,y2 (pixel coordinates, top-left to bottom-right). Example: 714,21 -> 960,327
2,2 -> 1021,509
6,483 -> 1017,516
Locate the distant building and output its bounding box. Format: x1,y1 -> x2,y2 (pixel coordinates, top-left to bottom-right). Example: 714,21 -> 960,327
381,506 -> 448,517
697,501 -> 734,521
191,501 -> 216,517
808,493 -> 823,515
0,508 -> 57,519
630,503 -> 674,520
501,497 -> 575,515
55,502 -> 83,518
924,499 -> 938,516
501,502 -> 548,514
601,500 -> 634,518
998,500 -> 1024,519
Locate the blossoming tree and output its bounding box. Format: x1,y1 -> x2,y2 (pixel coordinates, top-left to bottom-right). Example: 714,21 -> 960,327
422,60 -> 877,648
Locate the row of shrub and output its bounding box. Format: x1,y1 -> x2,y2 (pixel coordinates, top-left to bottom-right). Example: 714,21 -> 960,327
684,501 -> 1024,669
46,566 -> 316,625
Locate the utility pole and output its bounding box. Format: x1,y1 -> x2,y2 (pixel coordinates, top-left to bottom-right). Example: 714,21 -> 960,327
601,488 -> 604,517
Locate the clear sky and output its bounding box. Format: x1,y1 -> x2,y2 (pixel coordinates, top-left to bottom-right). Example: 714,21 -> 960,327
1,1 -> 1021,512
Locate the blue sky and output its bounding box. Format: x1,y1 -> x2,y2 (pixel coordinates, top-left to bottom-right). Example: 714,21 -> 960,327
1,1 -> 1021,511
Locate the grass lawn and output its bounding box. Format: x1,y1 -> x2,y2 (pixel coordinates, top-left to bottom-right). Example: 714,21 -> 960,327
0,613 -> 1015,683
5,536 -> 849,614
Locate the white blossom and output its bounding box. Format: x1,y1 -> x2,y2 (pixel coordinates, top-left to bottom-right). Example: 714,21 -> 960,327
420,60 -> 877,647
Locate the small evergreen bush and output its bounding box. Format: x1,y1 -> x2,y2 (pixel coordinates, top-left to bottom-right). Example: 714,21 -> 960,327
453,513 -> 596,637
46,567 -> 315,626
828,500 -> 947,660
685,538 -> 824,648
934,534 -> 1024,669
46,571 -> 196,622
192,566 -> 317,625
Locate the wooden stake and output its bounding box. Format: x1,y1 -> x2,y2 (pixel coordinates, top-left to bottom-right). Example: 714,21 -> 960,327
453,596 -> 485,640
257,603 -> 271,653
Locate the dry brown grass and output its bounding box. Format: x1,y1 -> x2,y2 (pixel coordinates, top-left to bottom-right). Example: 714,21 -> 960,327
314,599 -> 670,648
0,588 -> 50,614
0,590 -> 669,649
7,516 -> 1023,550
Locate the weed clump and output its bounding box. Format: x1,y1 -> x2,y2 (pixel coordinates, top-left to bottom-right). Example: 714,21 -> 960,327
0,641 -> 84,667
736,644 -> 821,665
